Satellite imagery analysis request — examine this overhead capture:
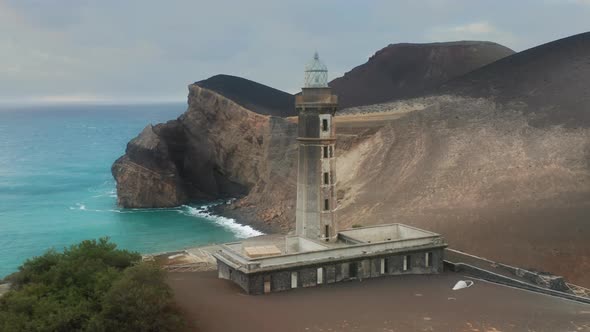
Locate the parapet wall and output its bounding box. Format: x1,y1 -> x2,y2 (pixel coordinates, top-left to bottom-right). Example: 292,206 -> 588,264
444,250 -> 590,305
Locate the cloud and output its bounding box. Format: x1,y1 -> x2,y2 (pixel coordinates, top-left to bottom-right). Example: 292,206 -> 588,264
546,0 -> 590,5
448,22 -> 496,34
0,1 -> 587,102
427,21 -> 518,48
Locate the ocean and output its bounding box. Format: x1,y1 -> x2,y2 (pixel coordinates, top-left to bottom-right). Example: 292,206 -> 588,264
0,103 -> 261,278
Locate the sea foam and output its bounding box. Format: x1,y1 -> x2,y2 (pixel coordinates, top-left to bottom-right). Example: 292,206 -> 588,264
182,205 -> 263,239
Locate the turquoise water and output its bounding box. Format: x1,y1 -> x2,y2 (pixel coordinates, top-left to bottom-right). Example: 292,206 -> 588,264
0,103 -> 261,278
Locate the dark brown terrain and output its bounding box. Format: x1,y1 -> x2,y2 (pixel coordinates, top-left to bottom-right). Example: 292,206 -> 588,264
330,41 -> 514,108
112,33 -> 590,285
195,74 -> 295,117
438,32 -> 590,126
168,271 -> 590,332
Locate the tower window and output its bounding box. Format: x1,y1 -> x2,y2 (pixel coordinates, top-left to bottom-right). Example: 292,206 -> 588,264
329,146 -> 333,157
324,172 -> 329,185
323,146 -> 329,158
324,199 -> 329,211
325,225 -> 329,241
322,119 -> 329,132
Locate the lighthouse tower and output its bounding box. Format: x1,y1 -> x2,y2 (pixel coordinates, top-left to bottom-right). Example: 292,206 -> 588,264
295,52 -> 338,242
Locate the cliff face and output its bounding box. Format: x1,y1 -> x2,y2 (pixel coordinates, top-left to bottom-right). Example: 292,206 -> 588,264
112,120 -> 188,208
112,84 -> 295,215
330,41 -> 514,108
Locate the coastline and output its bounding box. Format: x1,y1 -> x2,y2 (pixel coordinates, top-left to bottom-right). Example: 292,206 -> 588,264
144,202 -> 279,262
210,203 -> 286,236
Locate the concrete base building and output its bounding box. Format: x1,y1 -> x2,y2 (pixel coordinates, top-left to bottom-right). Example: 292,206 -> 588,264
215,224 -> 446,295
213,53 -> 447,294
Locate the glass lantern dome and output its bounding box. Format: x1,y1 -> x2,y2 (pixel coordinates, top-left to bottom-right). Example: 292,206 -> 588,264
304,52 -> 328,88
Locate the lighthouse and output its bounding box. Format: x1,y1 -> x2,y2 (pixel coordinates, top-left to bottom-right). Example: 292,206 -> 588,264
295,52 -> 338,242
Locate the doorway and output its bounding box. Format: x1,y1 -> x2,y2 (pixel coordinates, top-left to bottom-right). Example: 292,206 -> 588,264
349,262 -> 358,279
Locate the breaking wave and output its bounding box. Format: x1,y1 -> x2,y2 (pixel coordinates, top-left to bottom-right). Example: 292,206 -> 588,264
70,203 -> 86,210
92,189 -> 117,198
182,205 -> 263,239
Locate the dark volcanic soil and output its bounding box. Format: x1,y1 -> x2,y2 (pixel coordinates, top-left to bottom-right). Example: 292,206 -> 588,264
439,32 -> 590,127
330,41 -> 514,108
195,74 -> 295,117
168,271 -> 590,332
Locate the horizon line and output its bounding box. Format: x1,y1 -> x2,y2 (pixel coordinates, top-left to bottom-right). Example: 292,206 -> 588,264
0,96 -> 187,107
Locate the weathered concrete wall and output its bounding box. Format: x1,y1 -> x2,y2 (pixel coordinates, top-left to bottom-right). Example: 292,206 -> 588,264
325,265 -> 337,284
445,261 -> 590,304
219,248 -> 444,295
300,267 -> 318,288
218,260 -> 251,293
270,271 -> 291,292
295,87 -> 339,242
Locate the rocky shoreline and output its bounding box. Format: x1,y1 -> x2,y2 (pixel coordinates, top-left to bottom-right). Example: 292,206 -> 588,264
210,202 -> 286,236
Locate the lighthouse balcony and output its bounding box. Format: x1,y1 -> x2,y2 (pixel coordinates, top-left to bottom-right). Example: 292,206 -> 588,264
295,93 -> 338,105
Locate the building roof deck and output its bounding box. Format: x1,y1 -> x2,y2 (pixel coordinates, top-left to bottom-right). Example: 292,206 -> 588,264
339,223 -> 440,244
214,223 -> 446,273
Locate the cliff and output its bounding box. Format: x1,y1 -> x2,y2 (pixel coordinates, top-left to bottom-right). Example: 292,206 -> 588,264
111,83 -> 297,232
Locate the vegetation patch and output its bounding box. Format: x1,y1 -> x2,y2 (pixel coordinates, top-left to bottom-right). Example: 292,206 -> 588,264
0,238 -> 186,332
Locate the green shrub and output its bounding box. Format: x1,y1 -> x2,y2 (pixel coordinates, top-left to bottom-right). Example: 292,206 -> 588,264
88,264 -> 185,332
0,238 -> 185,332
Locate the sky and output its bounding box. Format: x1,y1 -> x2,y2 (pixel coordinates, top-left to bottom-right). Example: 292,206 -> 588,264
0,0 -> 589,103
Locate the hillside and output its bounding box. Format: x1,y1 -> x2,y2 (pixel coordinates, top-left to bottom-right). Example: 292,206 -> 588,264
438,31 -> 590,126
332,33 -> 590,285
195,74 -> 295,117
330,41 -> 514,108
112,33 -> 590,285
221,33 -> 590,285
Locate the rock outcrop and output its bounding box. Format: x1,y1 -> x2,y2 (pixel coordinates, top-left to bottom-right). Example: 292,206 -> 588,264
112,83 -> 298,232
112,121 -> 188,208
